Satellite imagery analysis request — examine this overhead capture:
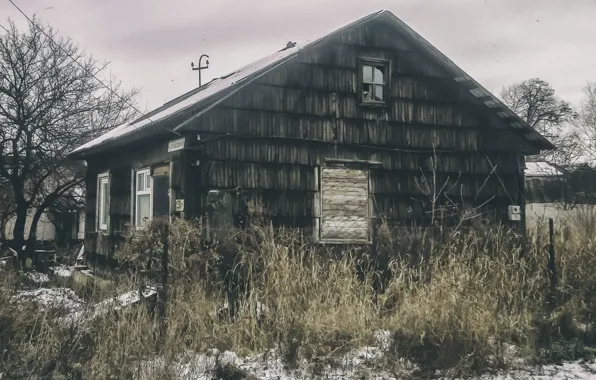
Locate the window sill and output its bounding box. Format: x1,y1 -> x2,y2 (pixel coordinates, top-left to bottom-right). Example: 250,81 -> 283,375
360,101 -> 390,109
318,239 -> 372,245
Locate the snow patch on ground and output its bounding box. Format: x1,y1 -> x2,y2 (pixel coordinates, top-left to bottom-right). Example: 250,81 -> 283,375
61,286 -> 157,326
26,271 -> 50,284
13,287 -> 84,313
481,361 -> 596,379
78,268 -> 94,277
139,347 -> 415,380
138,347 -> 596,380
50,266 -> 73,278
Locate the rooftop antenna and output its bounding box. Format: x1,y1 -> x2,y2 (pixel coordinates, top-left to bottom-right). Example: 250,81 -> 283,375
191,54 -> 210,87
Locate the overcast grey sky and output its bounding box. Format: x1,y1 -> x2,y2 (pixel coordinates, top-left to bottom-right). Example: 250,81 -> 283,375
2,0 -> 595,112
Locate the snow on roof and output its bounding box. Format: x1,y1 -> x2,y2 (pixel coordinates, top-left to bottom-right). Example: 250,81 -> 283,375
70,42 -> 312,155
525,161 -> 563,177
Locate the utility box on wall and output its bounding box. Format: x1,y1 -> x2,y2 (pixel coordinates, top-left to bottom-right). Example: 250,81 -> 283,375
508,205 -> 521,221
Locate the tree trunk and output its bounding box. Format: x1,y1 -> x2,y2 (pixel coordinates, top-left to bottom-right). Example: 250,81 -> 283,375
12,207 -> 27,269
27,206 -> 49,271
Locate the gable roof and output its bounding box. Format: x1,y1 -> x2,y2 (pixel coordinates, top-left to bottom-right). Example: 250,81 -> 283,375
69,10 -> 554,158
525,161 -> 565,178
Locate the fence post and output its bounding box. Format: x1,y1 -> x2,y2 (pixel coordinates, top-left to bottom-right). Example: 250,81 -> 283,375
158,221 -> 169,345
548,218 -> 557,302
371,219 -> 378,306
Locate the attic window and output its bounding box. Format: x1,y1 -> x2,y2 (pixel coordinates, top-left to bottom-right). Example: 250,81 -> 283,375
359,58 -> 390,106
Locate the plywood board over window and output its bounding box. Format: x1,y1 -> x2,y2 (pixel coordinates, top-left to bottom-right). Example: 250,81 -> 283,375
320,165 -> 370,242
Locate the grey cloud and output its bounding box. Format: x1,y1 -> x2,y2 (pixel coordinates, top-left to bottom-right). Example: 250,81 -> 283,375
1,0 -> 594,110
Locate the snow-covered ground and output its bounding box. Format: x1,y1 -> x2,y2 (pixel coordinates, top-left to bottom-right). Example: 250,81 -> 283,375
25,271 -> 50,284
12,287 -> 84,313
138,348 -> 596,380
138,330 -> 596,379
60,286 -> 157,326
50,265 -> 74,278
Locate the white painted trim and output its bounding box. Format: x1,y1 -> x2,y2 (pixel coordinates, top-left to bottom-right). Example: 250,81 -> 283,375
134,168 -> 153,229
130,168 -> 135,229
97,172 -> 109,232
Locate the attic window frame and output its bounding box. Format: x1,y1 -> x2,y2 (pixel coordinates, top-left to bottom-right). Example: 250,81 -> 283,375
359,58 -> 391,107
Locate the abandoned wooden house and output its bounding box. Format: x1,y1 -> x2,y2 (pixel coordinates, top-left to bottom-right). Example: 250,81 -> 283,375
69,10 -> 554,257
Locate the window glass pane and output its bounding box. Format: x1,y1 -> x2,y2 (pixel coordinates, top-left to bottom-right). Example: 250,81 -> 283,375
137,173 -> 144,191
363,83 -> 373,101
101,181 -> 108,226
374,85 -> 384,101
373,66 -> 385,84
363,65 -> 373,83
146,174 -> 151,189
136,194 -> 151,226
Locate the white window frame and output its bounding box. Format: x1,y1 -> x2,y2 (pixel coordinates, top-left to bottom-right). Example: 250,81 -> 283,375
134,168 -> 153,229
97,172 -> 109,232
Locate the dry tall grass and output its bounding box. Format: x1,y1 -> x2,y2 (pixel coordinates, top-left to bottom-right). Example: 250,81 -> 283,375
1,216 -> 596,379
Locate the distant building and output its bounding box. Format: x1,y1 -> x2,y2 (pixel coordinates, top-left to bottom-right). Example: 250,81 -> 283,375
525,160 -> 596,228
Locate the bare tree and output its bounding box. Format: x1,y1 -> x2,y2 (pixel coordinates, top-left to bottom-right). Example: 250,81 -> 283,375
0,18 -> 138,267
574,82 -> 596,162
500,78 -> 578,164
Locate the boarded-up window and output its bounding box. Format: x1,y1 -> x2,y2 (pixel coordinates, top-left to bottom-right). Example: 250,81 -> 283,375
320,166 -> 370,242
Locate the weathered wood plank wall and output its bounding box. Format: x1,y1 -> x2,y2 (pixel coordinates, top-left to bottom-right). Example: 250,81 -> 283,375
186,19 -> 525,227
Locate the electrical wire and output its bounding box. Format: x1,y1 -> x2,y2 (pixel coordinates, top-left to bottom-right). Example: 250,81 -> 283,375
6,0 -> 181,138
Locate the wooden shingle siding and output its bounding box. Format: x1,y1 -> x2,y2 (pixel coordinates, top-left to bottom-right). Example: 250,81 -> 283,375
320,167 -> 369,241
202,161 -> 316,191
202,139 -> 518,174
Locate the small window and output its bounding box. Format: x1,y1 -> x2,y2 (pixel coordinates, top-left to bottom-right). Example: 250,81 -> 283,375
97,173 -> 109,231
135,168 -> 153,228
360,59 -> 389,105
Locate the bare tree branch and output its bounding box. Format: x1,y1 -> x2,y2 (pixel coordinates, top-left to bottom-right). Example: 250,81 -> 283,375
0,17 -> 138,264
500,78 -> 579,165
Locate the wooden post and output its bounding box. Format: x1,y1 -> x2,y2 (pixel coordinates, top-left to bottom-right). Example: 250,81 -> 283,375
371,218 -> 379,306
158,221 -> 169,345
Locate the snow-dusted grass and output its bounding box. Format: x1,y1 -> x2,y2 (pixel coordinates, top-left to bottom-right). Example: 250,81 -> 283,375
1,217 -> 596,379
